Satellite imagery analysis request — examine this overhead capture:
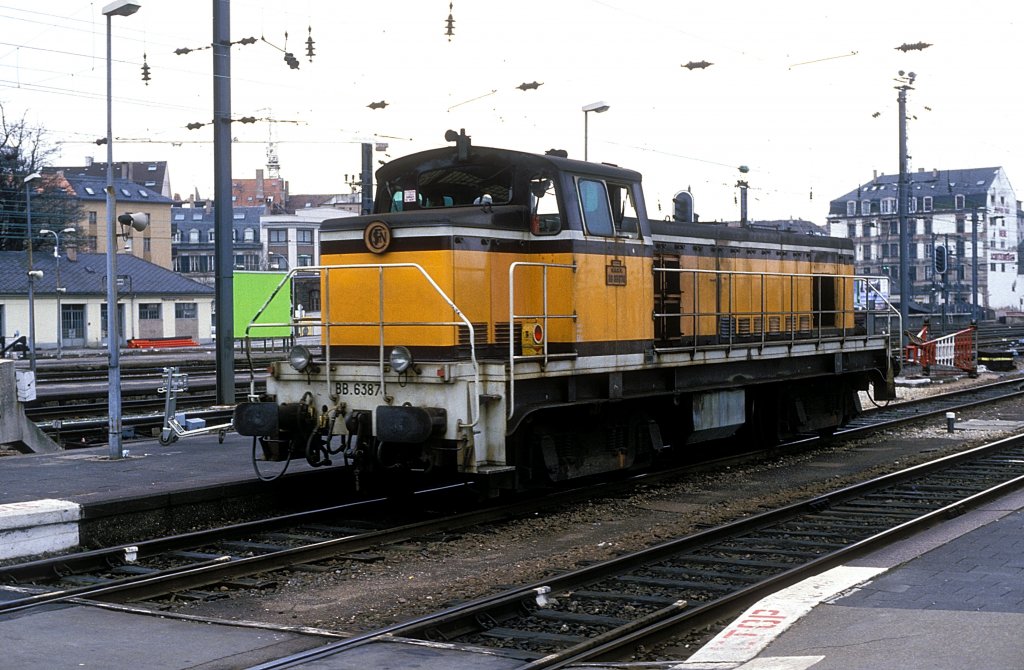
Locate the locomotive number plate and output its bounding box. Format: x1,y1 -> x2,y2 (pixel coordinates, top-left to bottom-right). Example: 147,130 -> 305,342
334,381 -> 382,396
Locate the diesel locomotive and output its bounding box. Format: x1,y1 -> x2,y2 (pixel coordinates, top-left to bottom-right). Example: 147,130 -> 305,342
235,129 -> 899,491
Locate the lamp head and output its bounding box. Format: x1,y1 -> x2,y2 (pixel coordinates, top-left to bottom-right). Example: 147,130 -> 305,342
582,101 -> 610,113
117,212 -> 149,233
102,0 -> 140,17
23,172 -> 41,185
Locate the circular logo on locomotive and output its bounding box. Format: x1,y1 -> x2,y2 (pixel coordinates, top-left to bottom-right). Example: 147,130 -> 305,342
363,220 -> 392,254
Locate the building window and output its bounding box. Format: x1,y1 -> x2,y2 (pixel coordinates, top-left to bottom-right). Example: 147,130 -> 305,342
88,211 -> 97,225
908,197 -> 917,213
847,223 -> 857,238
143,237 -> 151,252
846,201 -> 856,216
924,219 -> 932,235
189,228 -> 200,243
269,229 -> 288,243
297,254 -> 313,267
881,198 -> 897,214
297,229 -> 313,244
863,245 -> 872,260
208,230 -> 215,242
923,196 -> 933,212
139,303 -> 161,320
243,227 -> 255,242
861,200 -> 871,216
175,303 -> 197,319
955,194 -> 965,209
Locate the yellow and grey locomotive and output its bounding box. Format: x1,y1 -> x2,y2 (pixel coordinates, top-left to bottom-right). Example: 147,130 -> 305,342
235,130 -> 898,491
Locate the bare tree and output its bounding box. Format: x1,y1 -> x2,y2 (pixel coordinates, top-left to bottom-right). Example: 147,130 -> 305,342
0,102 -> 81,252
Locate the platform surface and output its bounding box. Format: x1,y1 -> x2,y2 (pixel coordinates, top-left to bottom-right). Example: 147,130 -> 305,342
683,487 -> 1024,670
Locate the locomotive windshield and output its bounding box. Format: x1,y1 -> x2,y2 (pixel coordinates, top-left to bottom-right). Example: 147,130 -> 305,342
385,162 -> 514,211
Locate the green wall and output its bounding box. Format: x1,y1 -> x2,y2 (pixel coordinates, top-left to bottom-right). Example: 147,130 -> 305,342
233,271 -> 292,338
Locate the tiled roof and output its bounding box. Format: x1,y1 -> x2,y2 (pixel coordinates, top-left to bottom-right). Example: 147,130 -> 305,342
171,205 -> 264,232
62,176 -> 174,204
0,251 -> 213,297
829,167 -> 1002,215
51,161 -> 170,197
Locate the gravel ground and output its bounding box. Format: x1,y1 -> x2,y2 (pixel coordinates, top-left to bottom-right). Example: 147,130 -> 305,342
163,368 -> 1024,643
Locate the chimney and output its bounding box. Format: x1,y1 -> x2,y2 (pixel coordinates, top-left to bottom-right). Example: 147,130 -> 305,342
85,156 -> 93,167
256,169 -> 265,202
873,169 -> 877,181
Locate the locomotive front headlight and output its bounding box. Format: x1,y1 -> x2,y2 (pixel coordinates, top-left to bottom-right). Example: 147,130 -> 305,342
288,345 -> 313,372
389,346 -> 414,373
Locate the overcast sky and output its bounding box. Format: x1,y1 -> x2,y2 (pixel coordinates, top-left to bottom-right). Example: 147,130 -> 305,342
2,1 -> 1021,224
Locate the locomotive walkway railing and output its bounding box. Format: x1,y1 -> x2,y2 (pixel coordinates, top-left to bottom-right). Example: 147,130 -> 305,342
242,263 -> 482,431
651,268 -> 899,361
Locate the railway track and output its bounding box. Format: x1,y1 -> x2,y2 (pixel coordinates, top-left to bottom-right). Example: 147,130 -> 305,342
246,433 -> 1024,668
3,370 -> 1024,666
845,375 -> 1024,433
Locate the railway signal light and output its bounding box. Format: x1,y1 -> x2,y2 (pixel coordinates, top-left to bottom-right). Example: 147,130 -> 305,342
141,53 -> 151,84
934,245 -> 948,274
305,26 -> 315,61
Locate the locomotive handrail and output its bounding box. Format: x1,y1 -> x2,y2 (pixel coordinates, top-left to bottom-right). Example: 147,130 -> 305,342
508,261 -> 578,419
651,268 -> 898,357
860,274 -> 903,365
243,263 -> 482,431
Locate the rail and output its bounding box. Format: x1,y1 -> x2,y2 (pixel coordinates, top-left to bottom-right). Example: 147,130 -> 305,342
243,263 -> 481,430
508,261 -> 577,419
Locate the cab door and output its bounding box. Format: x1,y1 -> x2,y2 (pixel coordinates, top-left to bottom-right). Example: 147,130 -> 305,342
576,177 -> 652,353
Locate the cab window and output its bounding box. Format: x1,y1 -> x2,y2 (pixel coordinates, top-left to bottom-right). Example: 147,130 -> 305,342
578,179 -> 614,236
529,176 -> 561,235
609,182 -> 640,238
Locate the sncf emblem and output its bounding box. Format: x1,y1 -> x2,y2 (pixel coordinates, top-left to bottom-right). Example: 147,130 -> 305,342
363,221 -> 392,254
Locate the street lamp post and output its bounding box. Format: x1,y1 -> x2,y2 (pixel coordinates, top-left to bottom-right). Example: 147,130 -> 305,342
40,227 -> 76,359
581,101 -> 610,161
24,172 -> 41,375
103,0 -> 140,460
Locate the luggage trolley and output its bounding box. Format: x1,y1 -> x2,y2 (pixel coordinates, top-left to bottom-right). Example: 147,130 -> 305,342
158,366 -> 233,445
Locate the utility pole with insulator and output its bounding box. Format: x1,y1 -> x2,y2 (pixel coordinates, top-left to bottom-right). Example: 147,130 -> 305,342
895,70 -> 916,351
